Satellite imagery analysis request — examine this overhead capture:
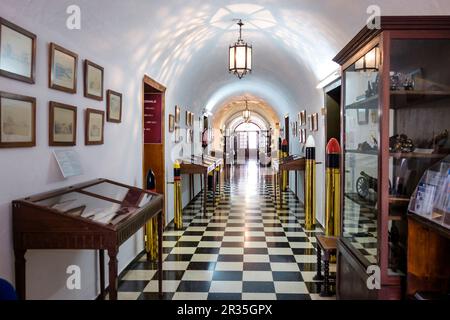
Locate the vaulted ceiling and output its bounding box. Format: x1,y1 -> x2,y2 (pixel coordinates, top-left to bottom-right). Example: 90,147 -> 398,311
3,0 -> 450,116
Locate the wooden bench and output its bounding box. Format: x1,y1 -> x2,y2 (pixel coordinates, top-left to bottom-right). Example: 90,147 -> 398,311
314,235 -> 338,297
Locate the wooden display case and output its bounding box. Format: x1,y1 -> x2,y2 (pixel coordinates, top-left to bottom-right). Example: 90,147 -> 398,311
13,179 -> 164,300
333,16 -> 450,299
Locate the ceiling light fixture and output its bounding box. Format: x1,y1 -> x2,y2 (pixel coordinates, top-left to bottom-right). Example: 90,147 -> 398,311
229,19 -> 252,79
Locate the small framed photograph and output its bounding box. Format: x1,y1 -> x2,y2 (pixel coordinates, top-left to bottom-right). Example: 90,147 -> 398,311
106,90 -> 122,123
49,101 -> 77,146
312,113 -> 319,131
0,91 -> 36,148
175,105 -> 180,124
168,114 -> 175,132
174,126 -> 180,143
302,129 -> 307,143
308,115 -> 313,132
84,60 -> 104,101
186,128 -> 193,144
357,108 -> 368,124
0,18 -> 36,83
49,43 -> 78,93
186,111 -> 191,127
85,108 -> 104,145
299,110 -> 306,126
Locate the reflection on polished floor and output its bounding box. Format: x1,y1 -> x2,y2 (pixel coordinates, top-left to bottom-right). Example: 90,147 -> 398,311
118,162 -> 335,300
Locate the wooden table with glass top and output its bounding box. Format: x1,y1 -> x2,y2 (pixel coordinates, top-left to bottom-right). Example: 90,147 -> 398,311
12,179 -> 164,300
272,155 -> 306,208
180,155 -> 222,214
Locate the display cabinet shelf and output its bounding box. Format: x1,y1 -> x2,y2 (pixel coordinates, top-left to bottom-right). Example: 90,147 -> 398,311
391,90 -> 450,109
345,95 -> 379,110
389,152 -> 447,159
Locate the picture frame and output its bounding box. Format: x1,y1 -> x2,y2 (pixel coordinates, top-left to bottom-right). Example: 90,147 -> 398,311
106,90 -> 122,123
186,128 -> 193,144
85,108 -> 104,145
49,43 -> 78,93
0,18 -> 36,84
299,110 -> 306,126
174,105 -> 180,124
302,129 -> 307,143
358,108 -> 369,124
186,111 -> 192,127
190,112 -> 195,127
0,91 -> 36,148
84,60 -> 104,101
308,115 -> 313,132
168,114 -> 175,132
49,101 -> 77,146
174,126 -> 180,143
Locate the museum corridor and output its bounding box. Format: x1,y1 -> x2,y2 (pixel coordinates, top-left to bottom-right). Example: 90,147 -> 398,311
1,0 -> 450,304
118,162 -> 333,300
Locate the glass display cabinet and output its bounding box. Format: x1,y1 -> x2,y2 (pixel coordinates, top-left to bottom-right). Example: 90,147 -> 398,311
334,16 -> 450,299
12,179 -> 164,300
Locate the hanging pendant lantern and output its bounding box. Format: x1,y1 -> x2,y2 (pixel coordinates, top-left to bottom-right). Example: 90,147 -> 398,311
229,19 -> 252,79
242,100 -> 251,122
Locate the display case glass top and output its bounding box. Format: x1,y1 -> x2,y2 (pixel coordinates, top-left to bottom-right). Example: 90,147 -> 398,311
21,179 -> 158,227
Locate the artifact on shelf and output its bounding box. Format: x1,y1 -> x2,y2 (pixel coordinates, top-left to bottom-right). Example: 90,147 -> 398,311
389,134 -> 415,153
357,136 -> 378,152
356,171 -> 378,201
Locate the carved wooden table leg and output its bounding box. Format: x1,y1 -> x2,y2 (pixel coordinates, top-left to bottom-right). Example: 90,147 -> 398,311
295,170 -> 298,198
99,249 -> 105,300
273,172 -> 277,203
321,259 -> 332,297
203,173 -> 208,216
107,247 -> 118,300
14,248 -> 27,300
278,171 -> 282,209
313,245 -> 324,281
157,211 -> 163,298
212,170 -> 216,207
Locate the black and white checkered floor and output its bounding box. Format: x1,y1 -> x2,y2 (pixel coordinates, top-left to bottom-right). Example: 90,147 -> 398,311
118,163 -> 336,300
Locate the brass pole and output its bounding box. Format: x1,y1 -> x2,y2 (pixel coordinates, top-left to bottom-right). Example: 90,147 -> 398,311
305,135 -> 316,230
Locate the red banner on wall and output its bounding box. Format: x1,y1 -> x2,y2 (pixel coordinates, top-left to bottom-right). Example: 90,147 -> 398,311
144,93 -> 162,144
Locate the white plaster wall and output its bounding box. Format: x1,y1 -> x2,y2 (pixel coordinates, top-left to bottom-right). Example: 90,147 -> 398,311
0,5 -> 146,300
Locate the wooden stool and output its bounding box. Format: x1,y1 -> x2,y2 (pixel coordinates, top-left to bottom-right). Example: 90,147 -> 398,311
314,235 -> 337,297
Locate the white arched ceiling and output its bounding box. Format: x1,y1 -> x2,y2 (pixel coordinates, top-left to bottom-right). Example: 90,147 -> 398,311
3,0 -> 450,116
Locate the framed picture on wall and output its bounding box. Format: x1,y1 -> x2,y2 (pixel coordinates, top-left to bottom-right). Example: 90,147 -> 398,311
357,108 -> 368,124
49,43 -> 78,93
299,110 -> 306,126
106,90 -> 122,123
49,101 -> 77,146
312,112 -> 319,131
84,60 -> 104,101
308,115 -> 313,132
168,114 -> 175,132
0,91 -> 36,148
0,18 -> 36,83
85,108 -> 104,145
175,105 -> 180,124
302,129 -> 307,143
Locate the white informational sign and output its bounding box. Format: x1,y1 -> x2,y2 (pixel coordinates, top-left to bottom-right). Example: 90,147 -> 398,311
53,149 -> 83,178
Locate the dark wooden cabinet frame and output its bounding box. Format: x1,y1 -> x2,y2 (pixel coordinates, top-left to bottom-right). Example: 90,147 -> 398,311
12,178 -> 164,300
334,16 -> 450,299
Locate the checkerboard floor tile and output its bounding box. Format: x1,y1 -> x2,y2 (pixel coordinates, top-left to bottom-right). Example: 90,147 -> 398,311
118,163 -> 336,300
